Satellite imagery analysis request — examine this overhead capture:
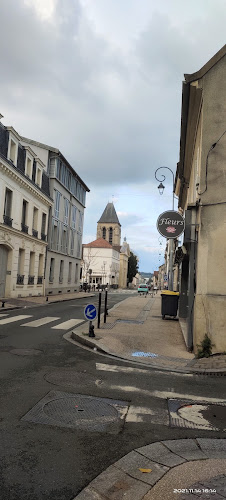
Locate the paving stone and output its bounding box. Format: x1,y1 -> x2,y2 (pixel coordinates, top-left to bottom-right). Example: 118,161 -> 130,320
136,442 -> 186,467
162,439 -> 208,461
114,450 -> 169,486
89,464 -> 151,499
74,487 -> 107,499
196,439 -> 226,459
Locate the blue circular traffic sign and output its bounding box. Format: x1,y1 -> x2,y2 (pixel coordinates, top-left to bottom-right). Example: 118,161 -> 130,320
84,304 -> 97,321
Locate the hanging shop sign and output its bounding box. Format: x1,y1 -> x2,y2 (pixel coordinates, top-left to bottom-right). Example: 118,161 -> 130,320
157,210 -> 185,239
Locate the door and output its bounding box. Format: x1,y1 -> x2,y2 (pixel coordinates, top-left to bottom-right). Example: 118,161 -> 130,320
0,245 -> 8,297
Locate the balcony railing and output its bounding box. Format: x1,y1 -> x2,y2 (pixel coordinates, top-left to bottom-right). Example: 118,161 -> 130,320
21,223 -> 29,234
3,214 -> 13,227
41,233 -> 46,241
32,229 -> 38,238
28,275 -> 35,285
37,276 -> 43,284
17,274 -> 24,285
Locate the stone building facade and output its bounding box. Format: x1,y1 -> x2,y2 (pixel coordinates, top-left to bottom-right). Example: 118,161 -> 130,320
20,137 -> 90,295
175,45 -> 226,353
0,120 -> 52,298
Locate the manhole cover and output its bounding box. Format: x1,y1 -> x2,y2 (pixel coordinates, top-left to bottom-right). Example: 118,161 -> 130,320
10,348 -> 42,356
168,399 -> 226,430
44,370 -> 100,388
21,391 -> 129,433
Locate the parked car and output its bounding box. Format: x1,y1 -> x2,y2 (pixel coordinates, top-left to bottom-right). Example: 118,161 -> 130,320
138,284 -> 149,294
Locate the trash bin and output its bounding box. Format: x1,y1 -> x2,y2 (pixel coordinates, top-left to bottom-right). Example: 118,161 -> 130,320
161,291 -> 179,319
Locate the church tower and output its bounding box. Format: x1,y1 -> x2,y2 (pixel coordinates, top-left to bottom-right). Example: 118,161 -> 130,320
97,202 -> 121,247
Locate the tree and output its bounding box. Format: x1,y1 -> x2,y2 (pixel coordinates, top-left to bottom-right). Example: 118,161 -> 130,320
127,251 -> 139,284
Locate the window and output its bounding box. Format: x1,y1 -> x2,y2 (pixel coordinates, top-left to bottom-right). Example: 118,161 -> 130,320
78,212 -> 83,233
71,205 -> 77,229
28,252 -> 35,284
75,263 -> 79,283
70,229 -> 75,255
49,258 -> 55,282
68,262 -> 72,283
17,248 -> 25,284
109,227 -> 113,245
36,167 -> 42,187
77,235 -> 81,258
62,227 -> 68,253
102,227 -> 106,239
4,188 -> 13,226
64,198 -> 70,225
21,200 -> 28,232
54,191 -> 61,219
33,207 -> 38,230
25,156 -> 33,178
32,207 -> 38,237
59,260 -> 64,283
52,221 -> 59,251
41,213 -> 47,235
9,138 -> 17,165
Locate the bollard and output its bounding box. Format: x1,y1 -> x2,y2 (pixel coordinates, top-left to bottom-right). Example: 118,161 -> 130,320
97,290 -> 102,328
2,301 -> 5,308
104,289 -> 108,323
89,321 -> 95,337
46,297 -> 48,302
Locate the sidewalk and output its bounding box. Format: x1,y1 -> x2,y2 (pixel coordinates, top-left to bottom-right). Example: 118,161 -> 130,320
71,295 -> 226,499
74,438 -> 226,499
70,294 -> 226,375
0,291 -> 95,310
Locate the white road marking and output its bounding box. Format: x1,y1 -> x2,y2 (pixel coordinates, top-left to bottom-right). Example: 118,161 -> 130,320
0,315 -> 32,325
51,319 -> 83,330
0,314 -> 9,318
95,362 -> 193,377
109,385 -> 226,404
21,317 -> 60,327
96,362 -> 150,375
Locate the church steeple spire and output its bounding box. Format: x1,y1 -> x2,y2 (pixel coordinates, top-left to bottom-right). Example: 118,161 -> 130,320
97,202 -> 121,246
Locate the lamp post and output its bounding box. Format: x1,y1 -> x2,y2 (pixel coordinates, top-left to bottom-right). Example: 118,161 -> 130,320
155,166 -> 175,291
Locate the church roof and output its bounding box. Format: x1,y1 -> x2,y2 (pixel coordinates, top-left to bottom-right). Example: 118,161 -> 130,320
97,202 -> 121,226
83,238 -> 113,249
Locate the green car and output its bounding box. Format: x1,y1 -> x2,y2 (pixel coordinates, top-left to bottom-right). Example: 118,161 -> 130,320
138,284 -> 149,294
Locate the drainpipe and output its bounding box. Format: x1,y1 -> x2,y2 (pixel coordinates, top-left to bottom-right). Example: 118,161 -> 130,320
187,206 -> 197,351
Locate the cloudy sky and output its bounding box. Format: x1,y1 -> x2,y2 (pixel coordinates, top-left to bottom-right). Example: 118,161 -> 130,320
1,0 -> 225,271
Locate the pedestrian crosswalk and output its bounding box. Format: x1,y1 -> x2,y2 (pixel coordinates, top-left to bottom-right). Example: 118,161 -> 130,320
0,313 -> 84,330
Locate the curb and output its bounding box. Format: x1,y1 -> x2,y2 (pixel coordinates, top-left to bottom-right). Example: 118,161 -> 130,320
74,438 -> 226,499
0,294 -> 95,312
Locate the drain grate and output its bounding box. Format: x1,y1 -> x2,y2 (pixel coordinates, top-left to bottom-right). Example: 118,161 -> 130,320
21,391 -> 129,433
168,398 -> 226,430
117,319 -> 144,324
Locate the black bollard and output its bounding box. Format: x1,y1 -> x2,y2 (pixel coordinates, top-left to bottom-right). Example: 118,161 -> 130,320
2,301 -> 5,308
89,321 -> 95,337
104,289 -> 108,323
46,297 -> 48,302
97,290 -> 102,328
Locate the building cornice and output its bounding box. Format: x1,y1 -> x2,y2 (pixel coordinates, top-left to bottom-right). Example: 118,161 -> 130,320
0,157 -> 53,206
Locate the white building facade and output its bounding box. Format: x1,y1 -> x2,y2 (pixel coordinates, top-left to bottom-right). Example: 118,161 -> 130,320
82,238 -> 120,288
0,121 -> 52,298
20,138 -> 90,295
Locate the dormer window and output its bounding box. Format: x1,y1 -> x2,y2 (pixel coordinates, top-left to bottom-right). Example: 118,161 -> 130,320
35,158 -> 45,188
36,167 -> 42,187
25,155 -> 33,179
6,127 -> 20,166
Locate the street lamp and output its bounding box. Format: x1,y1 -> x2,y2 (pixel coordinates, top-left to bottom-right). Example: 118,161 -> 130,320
155,166 -> 175,291
155,166 -> 175,210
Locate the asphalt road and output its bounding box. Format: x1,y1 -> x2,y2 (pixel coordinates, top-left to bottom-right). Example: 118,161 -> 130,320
0,294 -> 226,500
